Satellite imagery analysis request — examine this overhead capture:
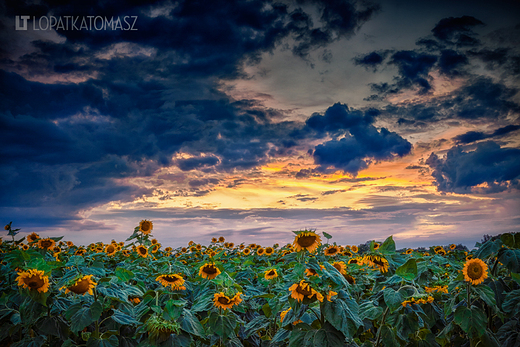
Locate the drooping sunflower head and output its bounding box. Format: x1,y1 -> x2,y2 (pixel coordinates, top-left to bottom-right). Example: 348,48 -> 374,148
213,292 -> 242,310
344,273 -> 356,285
324,245 -> 340,256
264,268 -> 278,280
293,231 -> 322,253
66,241 -> 74,247
199,263 -> 221,280
156,274 -> 186,290
305,268 -> 319,277
37,238 -> 55,251
342,250 -> 353,257
332,261 -> 347,275
136,245 -> 149,258
16,269 -> 50,293
280,307 -> 291,323
265,247 -> 274,256
463,258 -> 488,285
64,275 -> 97,295
364,255 -> 389,273
75,248 -> 87,256
27,232 -> 40,244
351,245 -> 359,253
139,220 -> 153,235
105,244 -> 117,256
288,280 -> 324,303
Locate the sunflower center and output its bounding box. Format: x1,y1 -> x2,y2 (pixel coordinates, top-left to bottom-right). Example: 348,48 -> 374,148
107,246 -> 115,253
41,241 -> 52,248
217,296 -> 231,305
203,266 -> 217,274
296,284 -> 313,296
163,275 -> 181,283
141,222 -> 151,231
468,263 -> 483,280
333,264 -> 342,271
69,279 -> 90,294
24,275 -> 44,289
138,247 -> 147,255
268,270 -> 275,276
297,235 -> 317,247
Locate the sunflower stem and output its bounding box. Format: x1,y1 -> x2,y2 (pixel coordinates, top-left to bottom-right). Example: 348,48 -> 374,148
374,307 -> 389,347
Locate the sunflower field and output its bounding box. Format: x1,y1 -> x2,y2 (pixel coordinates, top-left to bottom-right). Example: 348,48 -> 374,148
1,221 -> 520,347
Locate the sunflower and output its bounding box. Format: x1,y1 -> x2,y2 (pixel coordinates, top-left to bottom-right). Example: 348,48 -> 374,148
165,247 -> 172,253
289,280 -> 324,303
249,243 -> 256,249
348,257 -> 361,265
373,242 -> 380,250
239,244 -> 245,250
156,274 -> 186,290
122,249 -> 130,257
351,245 -> 359,253
242,248 -> 251,256
27,232 -> 40,244
405,248 -> 413,255
151,244 -> 161,253
344,273 -> 356,285
265,247 -> 274,256
324,245 -> 340,256
16,269 -> 50,293
211,237 -> 218,243
139,220 -> 153,235
66,241 -> 74,247
218,236 -> 225,242
105,244 -> 117,256
129,297 -> 141,304
21,244 -> 29,251
37,238 -> 55,251
199,263 -> 221,280
213,292 -> 242,310
280,308 -> 291,323
74,248 -> 87,256
293,231 -> 322,253
326,290 -> 338,301
363,255 -> 389,273
342,250 -> 353,257
228,242 -> 234,248
466,254 -> 473,261
136,245 -> 149,258
257,248 -> 265,256
63,275 -> 97,295
264,269 -> 278,280
305,268 -> 319,277
190,246 -> 197,252
436,248 -> 447,256
150,238 -> 158,245
449,244 -> 456,250
463,258 -> 488,285
181,247 -> 187,253
332,261 -> 347,275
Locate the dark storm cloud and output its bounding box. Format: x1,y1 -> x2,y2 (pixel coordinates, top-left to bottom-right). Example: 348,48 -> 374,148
353,51 -> 388,71
431,16 -> 484,47
305,103 -> 411,175
1,0 -> 382,225
426,141 -> 520,194
452,125 -> 520,144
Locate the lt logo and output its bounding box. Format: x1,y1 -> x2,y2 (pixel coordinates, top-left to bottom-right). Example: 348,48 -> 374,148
15,16 -> 30,30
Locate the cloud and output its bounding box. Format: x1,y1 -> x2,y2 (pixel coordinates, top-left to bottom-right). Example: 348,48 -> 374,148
353,51 -> 388,71
452,125 -> 520,144
307,103 -> 411,175
426,141 -> 520,193
431,16 -> 485,47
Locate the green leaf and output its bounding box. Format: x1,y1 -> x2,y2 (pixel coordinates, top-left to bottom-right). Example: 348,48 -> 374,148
115,267 -> 134,282
179,309 -> 205,338
111,309 -> 139,326
475,240 -> 499,260
207,311 -> 237,339
383,288 -> 404,313
454,305 -> 486,338
262,302 -> 271,318
86,335 -> 119,347
396,258 -> 418,281
380,324 -> 399,347
70,307 -> 99,333
498,249 -> 520,273
502,289 -> 520,314
359,301 -> 383,321
379,236 -> 396,254
243,315 -> 270,338
473,285 -> 496,308
322,293 -> 362,339
501,233 -> 515,248
322,232 -> 332,240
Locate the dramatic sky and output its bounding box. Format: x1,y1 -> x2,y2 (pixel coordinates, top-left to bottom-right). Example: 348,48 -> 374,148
1,0 -> 520,249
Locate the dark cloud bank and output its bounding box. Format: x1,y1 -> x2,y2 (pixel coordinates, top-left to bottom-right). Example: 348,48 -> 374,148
1,0 -> 519,228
